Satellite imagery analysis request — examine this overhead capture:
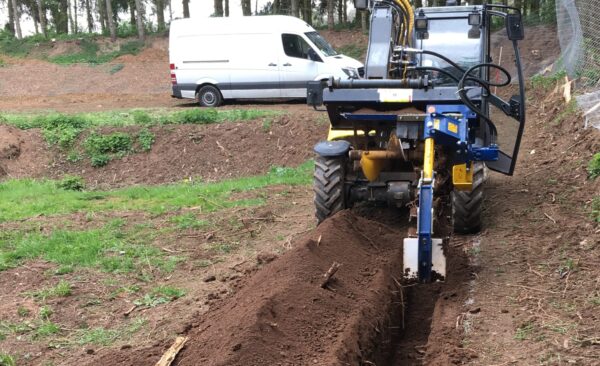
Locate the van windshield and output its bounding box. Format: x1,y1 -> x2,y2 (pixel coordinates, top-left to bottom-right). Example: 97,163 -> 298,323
305,31 -> 338,57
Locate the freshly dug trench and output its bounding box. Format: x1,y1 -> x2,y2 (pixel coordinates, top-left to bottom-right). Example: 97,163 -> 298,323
174,211 -> 407,366
89,211 -> 409,365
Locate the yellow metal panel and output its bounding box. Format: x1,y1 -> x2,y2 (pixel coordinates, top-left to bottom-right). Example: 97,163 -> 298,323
452,163 -> 474,191
448,122 -> 458,134
361,155 -> 384,182
378,89 -> 413,103
327,128 -> 365,141
423,138 -> 435,180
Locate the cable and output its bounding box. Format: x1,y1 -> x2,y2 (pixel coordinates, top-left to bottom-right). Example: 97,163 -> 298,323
413,67 -> 460,83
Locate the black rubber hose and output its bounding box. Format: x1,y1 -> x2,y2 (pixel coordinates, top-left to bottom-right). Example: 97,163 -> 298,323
457,63 -> 512,143
413,67 -> 461,83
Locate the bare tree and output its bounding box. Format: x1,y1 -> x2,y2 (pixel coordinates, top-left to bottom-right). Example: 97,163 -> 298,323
224,0 -> 229,16
291,0 -> 299,17
105,0 -> 116,41
11,0 -> 22,38
135,0 -> 145,41
327,0 -> 334,30
182,0 -> 190,17
241,0 -> 251,15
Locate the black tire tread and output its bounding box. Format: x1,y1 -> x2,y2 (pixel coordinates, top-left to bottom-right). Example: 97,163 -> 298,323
452,162 -> 485,234
314,156 -> 346,224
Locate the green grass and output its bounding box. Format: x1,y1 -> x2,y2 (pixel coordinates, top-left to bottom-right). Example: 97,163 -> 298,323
0,109 -> 280,131
514,322 -> 534,340
531,70 -> 567,90
551,99 -> 578,126
0,353 -> 16,366
137,128 -> 155,151
84,132 -> 133,167
0,161 -> 312,223
57,175 -> 86,191
49,39 -> 144,65
34,321 -> 61,338
134,286 -> 185,308
591,196 -> 600,223
169,213 -> 210,230
73,317 -> 146,346
29,280 -> 72,301
588,153 -> 600,179
0,222 -> 179,273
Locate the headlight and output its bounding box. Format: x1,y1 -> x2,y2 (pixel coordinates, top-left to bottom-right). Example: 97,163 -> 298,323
342,67 -> 359,79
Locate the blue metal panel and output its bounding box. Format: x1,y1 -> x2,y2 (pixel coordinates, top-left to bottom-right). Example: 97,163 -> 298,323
418,182 -> 434,282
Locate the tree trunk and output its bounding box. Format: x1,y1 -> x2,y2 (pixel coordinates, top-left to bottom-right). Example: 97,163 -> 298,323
156,0 -> 165,30
337,0 -> 342,26
273,0 -> 280,14
33,10 -> 39,34
291,0 -> 299,17
135,0 -> 145,40
343,0 -> 347,24
182,0 -> 190,17
106,0 -> 116,40
98,0 -> 106,34
7,0 -> 15,35
530,0 -> 540,20
214,0 -> 223,16
327,0 -> 334,30
361,9 -> 368,33
68,0 -> 75,34
85,0 -> 93,32
11,0 -> 22,38
129,0 -> 137,26
241,0 -> 251,16
224,0 -> 229,16
38,0 -> 47,37
303,0 -> 312,25
73,0 -> 78,33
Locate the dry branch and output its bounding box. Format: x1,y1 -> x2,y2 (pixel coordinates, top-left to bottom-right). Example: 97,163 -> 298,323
320,261 -> 341,288
155,336 -> 188,366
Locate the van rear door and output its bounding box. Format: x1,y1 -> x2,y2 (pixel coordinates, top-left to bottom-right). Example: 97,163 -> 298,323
279,33 -> 320,98
228,33 -> 281,99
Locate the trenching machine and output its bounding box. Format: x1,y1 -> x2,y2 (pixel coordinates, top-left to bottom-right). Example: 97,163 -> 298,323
308,0 -> 526,282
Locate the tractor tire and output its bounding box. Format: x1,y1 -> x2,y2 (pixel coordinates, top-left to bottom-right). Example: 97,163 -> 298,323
197,85 -> 223,107
452,162 -> 485,234
313,156 -> 347,224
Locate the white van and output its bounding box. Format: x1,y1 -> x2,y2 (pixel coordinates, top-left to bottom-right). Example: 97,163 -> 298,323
169,15 -> 363,107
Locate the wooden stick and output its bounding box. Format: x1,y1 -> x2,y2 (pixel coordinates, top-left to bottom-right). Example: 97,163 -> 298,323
123,305 -> 137,317
320,262 -> 341,288
155,336 -> 189,366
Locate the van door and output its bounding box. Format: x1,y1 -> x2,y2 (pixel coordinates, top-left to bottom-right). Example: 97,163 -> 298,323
229,33 -> 281,99
279,33 -> 320,98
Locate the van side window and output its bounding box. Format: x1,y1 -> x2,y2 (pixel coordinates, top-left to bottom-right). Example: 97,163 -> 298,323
282,34 -> 321,62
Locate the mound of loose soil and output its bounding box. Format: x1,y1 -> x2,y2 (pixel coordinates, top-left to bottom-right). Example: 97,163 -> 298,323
47,112 -> 327,188
0,125 -> 49,178
86,211 -> 407,366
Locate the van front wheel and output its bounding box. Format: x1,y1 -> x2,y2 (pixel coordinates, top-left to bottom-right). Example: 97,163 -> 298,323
197,85 -> 222,107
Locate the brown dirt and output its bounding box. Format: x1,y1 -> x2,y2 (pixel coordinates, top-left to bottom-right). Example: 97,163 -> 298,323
86,210 -> 409,366
491,25 -> 561,78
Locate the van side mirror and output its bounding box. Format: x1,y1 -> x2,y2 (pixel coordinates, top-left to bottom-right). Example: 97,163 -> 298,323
354,0 -> 368,10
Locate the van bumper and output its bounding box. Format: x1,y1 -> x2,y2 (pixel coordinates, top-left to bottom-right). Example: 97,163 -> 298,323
171,85 -> 183,98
